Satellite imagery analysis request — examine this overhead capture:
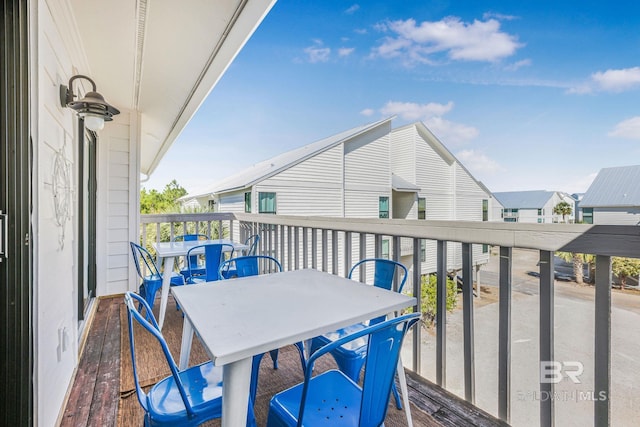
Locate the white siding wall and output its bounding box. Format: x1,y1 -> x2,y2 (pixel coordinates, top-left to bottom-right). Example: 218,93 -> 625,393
37,2 -> 138,424
390,126 -> 415,182
259,145 -> 343,216
37,4 -> 79,423
594,207 -> 640,225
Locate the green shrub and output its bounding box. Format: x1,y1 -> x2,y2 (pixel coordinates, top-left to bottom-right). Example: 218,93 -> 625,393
420,274 -> 458,325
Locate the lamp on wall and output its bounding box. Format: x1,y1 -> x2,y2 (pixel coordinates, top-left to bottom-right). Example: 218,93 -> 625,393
60,74 -> 120,131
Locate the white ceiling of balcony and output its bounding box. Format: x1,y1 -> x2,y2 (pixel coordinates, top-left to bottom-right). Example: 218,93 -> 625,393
68,0 -> 275,176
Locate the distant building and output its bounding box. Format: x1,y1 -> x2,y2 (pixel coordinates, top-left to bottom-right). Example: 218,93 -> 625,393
571,193 -> 585,223
181,117 -> 497,276
493,190 -> 576,223
580,165 -> 640,225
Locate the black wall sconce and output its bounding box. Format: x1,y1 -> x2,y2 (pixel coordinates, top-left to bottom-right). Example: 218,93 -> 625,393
60,74 -> 120,131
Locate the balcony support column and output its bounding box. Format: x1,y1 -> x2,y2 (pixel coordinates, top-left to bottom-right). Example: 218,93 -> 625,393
539,250 -> 555,427
321,229 -> 328,272
436,240 -> 447,387
302,227 -> 309,269
359,234 -> 367,282
595,255 -> 611,426
393,236 -> 401,292
412,238 -> 422,374
462,243 -> 475,404
344,231 -> 352,277
312,228 -> 318,270
498,246 -> 512,422
331,230 -> 338,275
294,226 -> 300,270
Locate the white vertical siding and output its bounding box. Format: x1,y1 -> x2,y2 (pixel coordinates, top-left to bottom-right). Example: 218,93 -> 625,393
390,126 -> 416,182
260,145 -> 344,216
594,207 -> 640,225
344,127 -> 390,190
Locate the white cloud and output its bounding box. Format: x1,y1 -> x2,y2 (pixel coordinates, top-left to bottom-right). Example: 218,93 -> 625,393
372,17 -> 523,64
608,116 -> 640,139
482,12 -> 518,21
425,116 -> 479,145
338,47 -> 355,57
345,4 -> 360,15
504,58 -> 531,71
360,108 -> 375,116
592,67 -> 640,92
378,100 -> 478,145
304,41 -> 331,63
380,100 -> 454,120
456,149 -> 504,175
569,67 -> 640,94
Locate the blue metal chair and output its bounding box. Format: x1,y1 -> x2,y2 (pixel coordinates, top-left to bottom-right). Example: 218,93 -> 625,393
185,243 -> 234,284
173,233 -> 209,281
267,312 -> 420,427
124,292 -> 259,427
130,242 -> 185,311
244,234 -> 260,255
310,258 -> 408,409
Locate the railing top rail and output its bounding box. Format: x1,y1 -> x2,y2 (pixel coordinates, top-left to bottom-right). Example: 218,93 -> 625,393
140,212 -> 640,258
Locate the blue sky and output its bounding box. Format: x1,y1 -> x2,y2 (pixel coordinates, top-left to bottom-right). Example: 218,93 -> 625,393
144,0 -> 640,196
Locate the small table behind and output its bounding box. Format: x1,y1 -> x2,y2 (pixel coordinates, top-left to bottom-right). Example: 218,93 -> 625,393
152,239 -> 248,330
172,268 -> 416,427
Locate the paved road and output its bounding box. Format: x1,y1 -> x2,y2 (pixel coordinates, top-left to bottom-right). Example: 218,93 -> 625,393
411,248 -> 640,427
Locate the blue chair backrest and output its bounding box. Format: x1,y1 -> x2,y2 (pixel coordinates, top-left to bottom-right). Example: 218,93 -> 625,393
124,292 -> 196,418
218,255 -> 282,279
187,243 -> 234,281
244,234 -> 260,255
301,312 -> 420,425
173,234 -> 209,269
130,242 -> 161,279
349,258 -> 408,325
349,258 -> 408,293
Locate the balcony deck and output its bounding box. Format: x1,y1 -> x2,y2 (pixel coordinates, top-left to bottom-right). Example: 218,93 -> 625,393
60,295 -> 508,427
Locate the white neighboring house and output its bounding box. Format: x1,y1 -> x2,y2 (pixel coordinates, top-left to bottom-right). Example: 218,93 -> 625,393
493,190 -> 576,223
182,118 -> 496,278
580,165 -> 640,225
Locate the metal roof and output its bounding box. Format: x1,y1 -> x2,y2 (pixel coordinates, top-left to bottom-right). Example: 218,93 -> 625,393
392,174 -> 420,192
580,165 -> 640,207
187,117 -> 393,197
492,190 -> 556,209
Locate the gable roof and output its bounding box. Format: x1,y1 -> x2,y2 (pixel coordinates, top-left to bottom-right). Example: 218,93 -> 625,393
392,174 -> 421,192
185,116 -> 394,198
580,165 -> 640,207
493,190 -> 556,209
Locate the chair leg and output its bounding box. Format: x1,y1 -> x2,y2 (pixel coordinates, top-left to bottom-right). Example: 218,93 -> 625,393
293,341 -> 307,371
391,382 -> 402,409
269,349 -> 279,369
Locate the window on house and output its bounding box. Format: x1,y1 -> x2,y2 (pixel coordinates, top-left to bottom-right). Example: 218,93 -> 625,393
538,208 -> 543,216
583,208 -> 593,224
482,199 -> 488,221
244,192 -> 251,213
208,200 -> 216,212
258,192 -> 276,214
418,198 -> 426,220
379,196 -> 389,219
482,244 -> 489,253
381,239 -> 390,259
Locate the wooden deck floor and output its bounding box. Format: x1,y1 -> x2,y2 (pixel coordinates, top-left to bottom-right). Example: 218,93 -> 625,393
60,296 -> 509,427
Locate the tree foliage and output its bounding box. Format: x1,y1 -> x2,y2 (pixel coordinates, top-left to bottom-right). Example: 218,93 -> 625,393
612,257 -> 640,288
553,201 -> 573,222
140,179 -> 187,214
420,274 -> 458,325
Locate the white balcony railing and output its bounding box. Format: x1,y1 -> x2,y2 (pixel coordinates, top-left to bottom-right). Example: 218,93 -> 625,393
139,212 -> 640,426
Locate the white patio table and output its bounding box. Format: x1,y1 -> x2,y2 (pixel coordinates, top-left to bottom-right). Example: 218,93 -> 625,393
152,239 -> 248,330
172,268 -> 417,427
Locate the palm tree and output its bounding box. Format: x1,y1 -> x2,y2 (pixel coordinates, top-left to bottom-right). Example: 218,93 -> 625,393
556,252 -> 595,284
553,201 -> 573,223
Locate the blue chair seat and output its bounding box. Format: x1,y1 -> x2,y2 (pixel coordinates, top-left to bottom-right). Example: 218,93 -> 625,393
267,313 -> 420,427
146,361 -> 223,426
268,370 -> 360,426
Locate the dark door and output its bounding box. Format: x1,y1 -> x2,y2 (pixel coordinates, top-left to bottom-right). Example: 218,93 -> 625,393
77,123 -> 97,319
1,0 -> 34,425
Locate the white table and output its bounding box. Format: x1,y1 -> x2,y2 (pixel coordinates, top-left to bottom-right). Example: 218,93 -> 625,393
172,268 -> 416,427
153,239 -> 247,330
